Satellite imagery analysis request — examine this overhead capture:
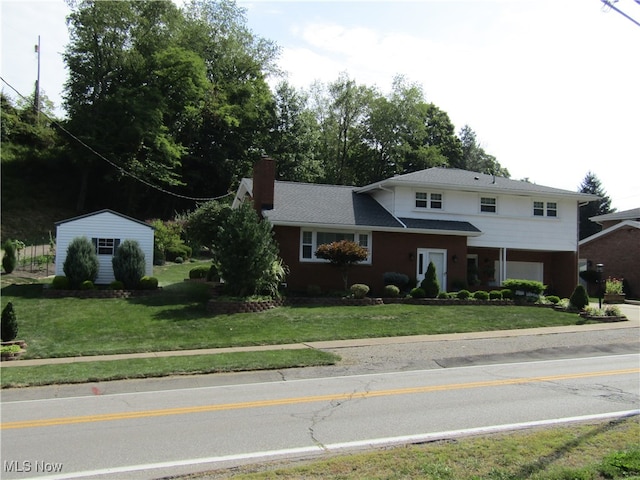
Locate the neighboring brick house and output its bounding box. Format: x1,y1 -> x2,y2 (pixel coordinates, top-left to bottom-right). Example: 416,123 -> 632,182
579,208 -> 640,298
235,157 -> 598,297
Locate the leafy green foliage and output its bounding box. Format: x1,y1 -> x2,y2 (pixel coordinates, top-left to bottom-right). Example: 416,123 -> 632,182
489,291 -> 502,300
52,276 -> 70,290
213,202 -> 282,297
502,279 -> 546,296
420,261 -> 440,298
569,284 -> 590,310
350,284 -> 370,299
383,285 -> 400,298
1,302 -> 18,341
80,280 -> 95,290
315,240 -> 369,290
457,289 -> 471,300
148,218 -> 189,264
473,290 -> 490,300
112,239 -> 146,290
598,448 -> 640,478
189,265 -> 211,279
63,237 -> 99,289
139,276 -> 158,290
410,287 -> 426,298
2,239 -> 17,274
578,171 -> 614,240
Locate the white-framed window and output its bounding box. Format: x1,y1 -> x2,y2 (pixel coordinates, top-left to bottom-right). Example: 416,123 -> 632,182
92,238 -> 120,255
300,230 -> 371,263
480,196 -> 497,213
415,191 -> 443,210
533,201 -> 558,217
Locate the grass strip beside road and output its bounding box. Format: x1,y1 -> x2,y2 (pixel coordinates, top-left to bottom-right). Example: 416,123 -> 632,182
187,416 -> 640,480
0,350 -> 340,388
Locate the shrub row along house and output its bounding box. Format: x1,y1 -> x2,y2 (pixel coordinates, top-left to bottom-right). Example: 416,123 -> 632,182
234,157 -> 598,298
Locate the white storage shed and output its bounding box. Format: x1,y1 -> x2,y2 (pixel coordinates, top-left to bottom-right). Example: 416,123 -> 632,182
55,209 -> 154,284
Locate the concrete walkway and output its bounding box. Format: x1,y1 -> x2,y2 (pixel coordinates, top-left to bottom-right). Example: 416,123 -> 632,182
2,303 -> 638,369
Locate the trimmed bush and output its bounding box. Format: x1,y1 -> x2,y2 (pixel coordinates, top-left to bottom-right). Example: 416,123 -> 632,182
383,285 -> 400,298
410,287 -> 426,298
206,264 -> 219,282
502,279 -> 546,297
80,280 -> 95,290
109,280 -> 125,290
420,262 -> 440,298
174,256 -> 184,264
112,239 -> 146,290
1,302 -> 18,342
51,275 -> 70,290
383,272 -> 409,288
501,288 -> 513,300
140,276 -> 159,290
189,265 -> 210,279
546,295 -> 560,304
569,284 -> 590,310
489,290 -> 503,300
437,292 -> 449,299
457,289 -> 471,300
166,244 -> 192,262
2,240 -> 17,274
473,290 -> 490,300
350,283 -> 370,299
63,236 -> 99,289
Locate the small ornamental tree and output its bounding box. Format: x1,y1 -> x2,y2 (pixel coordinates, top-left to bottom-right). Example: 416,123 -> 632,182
63,237 -> 99,289
420,261 -> 440,298
112,239 -> 146,290
2,240 -> 17,274
1,302 -> 18,342
315,240 -> 368,291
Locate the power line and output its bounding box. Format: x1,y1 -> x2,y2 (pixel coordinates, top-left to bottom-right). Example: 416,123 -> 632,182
601,0 -> 640,27
1,76 -> 232,203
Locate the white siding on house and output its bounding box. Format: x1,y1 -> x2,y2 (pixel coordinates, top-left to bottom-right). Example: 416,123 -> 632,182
390,187 -> 579,252
55,211 -> 154,284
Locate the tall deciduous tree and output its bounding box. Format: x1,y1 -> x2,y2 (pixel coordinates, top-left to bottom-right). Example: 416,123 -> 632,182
578,171 -> 614,240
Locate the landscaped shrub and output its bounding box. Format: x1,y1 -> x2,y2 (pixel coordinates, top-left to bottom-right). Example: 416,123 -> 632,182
489,290 -> 502,300
1,302 -> 18,342
383,272 -> 409,288
112,239 -> 146,290
457,289 -> 471,300
189,265 -> 210,279
473,290 -> 490,300
383,285 -> 400,298
140,276 -> 158,290
569,284 -> 590,310
63,236 -> 99,289
109,280 -> 125,290
350,283 -> 370,299
174,256 -> 184,264
546,295 -> 560,304
502,279 -> 546,298
80,280 -> 95,290
501,288 -> 513,299
316,240 -> 368,291
166,244 -> 192,262
51,275 -> 70,290
437,292 -> 449,299
153,247 -> 165,266
410,287 -> 426,298
420,262 -> 440,298
2,240 -> 17,274
206,264 -> 220,282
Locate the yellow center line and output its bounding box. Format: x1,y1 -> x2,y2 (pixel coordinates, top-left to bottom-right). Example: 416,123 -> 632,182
2,368 -> 638,430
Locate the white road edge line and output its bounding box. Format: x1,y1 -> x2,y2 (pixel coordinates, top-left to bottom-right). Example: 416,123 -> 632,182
21,410 -> 640,480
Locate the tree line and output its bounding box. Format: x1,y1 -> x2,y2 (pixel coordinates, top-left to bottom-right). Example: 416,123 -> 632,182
2,0 -> 507,221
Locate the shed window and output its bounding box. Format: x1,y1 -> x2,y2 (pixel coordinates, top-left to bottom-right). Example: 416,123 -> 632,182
92,238 -> 120,255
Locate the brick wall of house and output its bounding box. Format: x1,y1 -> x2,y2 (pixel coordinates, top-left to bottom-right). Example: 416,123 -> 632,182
580,226 -> 640,298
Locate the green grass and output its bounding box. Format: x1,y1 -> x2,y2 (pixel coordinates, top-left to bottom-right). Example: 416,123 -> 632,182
186,416 -> 640,479
0,349 -> 340,388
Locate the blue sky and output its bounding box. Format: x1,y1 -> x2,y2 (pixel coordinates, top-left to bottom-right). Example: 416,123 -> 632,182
1,0 -> 638,211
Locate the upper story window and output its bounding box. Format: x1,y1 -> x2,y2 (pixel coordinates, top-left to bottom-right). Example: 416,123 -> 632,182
480,197 -> 497,213
92,238 -> 120,255
534,201 -> 558,217
301,230 -> 371,263
415,192 -> 443,210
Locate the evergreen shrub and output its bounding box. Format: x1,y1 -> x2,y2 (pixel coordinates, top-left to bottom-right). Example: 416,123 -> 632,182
473,290 -> 490,300
350,283 -> 370,299
140,276 -> 158,290
457,289 -> 471,300
189,265 -> 210,279
112,239 -> 146,289
1,302 -> 18,342
546,295 -> 561,304
51,276 -> 70,290
63,237 -> 99,289
410,287 -> 426,298
109,280 -> 125,290
569,284 -> 590,310
383,272 -> 409,288
437,292 -> 449,299
489,290 -> 502,300
80,280 -> 95,290
383,285 -> 400,298
420,262 -> 440,298
501,288 -> 513,299
2,240 -> 17,274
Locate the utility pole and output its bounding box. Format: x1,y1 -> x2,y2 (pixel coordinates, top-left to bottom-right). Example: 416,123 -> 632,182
34,35 -> 41,119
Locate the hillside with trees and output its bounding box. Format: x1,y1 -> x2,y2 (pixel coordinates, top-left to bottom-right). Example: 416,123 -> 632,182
3,0 -> 509,243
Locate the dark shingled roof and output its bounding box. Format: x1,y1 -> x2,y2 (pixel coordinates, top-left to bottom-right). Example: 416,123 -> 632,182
244,180 -> 480,235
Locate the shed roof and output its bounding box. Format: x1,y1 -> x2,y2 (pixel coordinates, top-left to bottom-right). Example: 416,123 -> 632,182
55,209 -> 153,229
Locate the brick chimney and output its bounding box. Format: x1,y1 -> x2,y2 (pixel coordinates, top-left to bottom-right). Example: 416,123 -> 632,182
252,155 -> 275,216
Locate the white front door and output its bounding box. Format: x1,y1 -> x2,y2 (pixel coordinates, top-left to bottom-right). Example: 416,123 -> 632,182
416,248 -> 447,290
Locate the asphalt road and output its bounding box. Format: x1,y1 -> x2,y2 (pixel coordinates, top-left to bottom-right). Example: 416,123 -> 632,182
2,353 -> 638,480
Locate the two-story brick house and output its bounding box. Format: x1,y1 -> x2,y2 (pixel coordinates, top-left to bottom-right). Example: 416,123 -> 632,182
234,157 -> 597,297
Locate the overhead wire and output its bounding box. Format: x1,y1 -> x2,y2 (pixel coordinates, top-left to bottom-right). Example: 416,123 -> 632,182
0,76 -> 232,203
